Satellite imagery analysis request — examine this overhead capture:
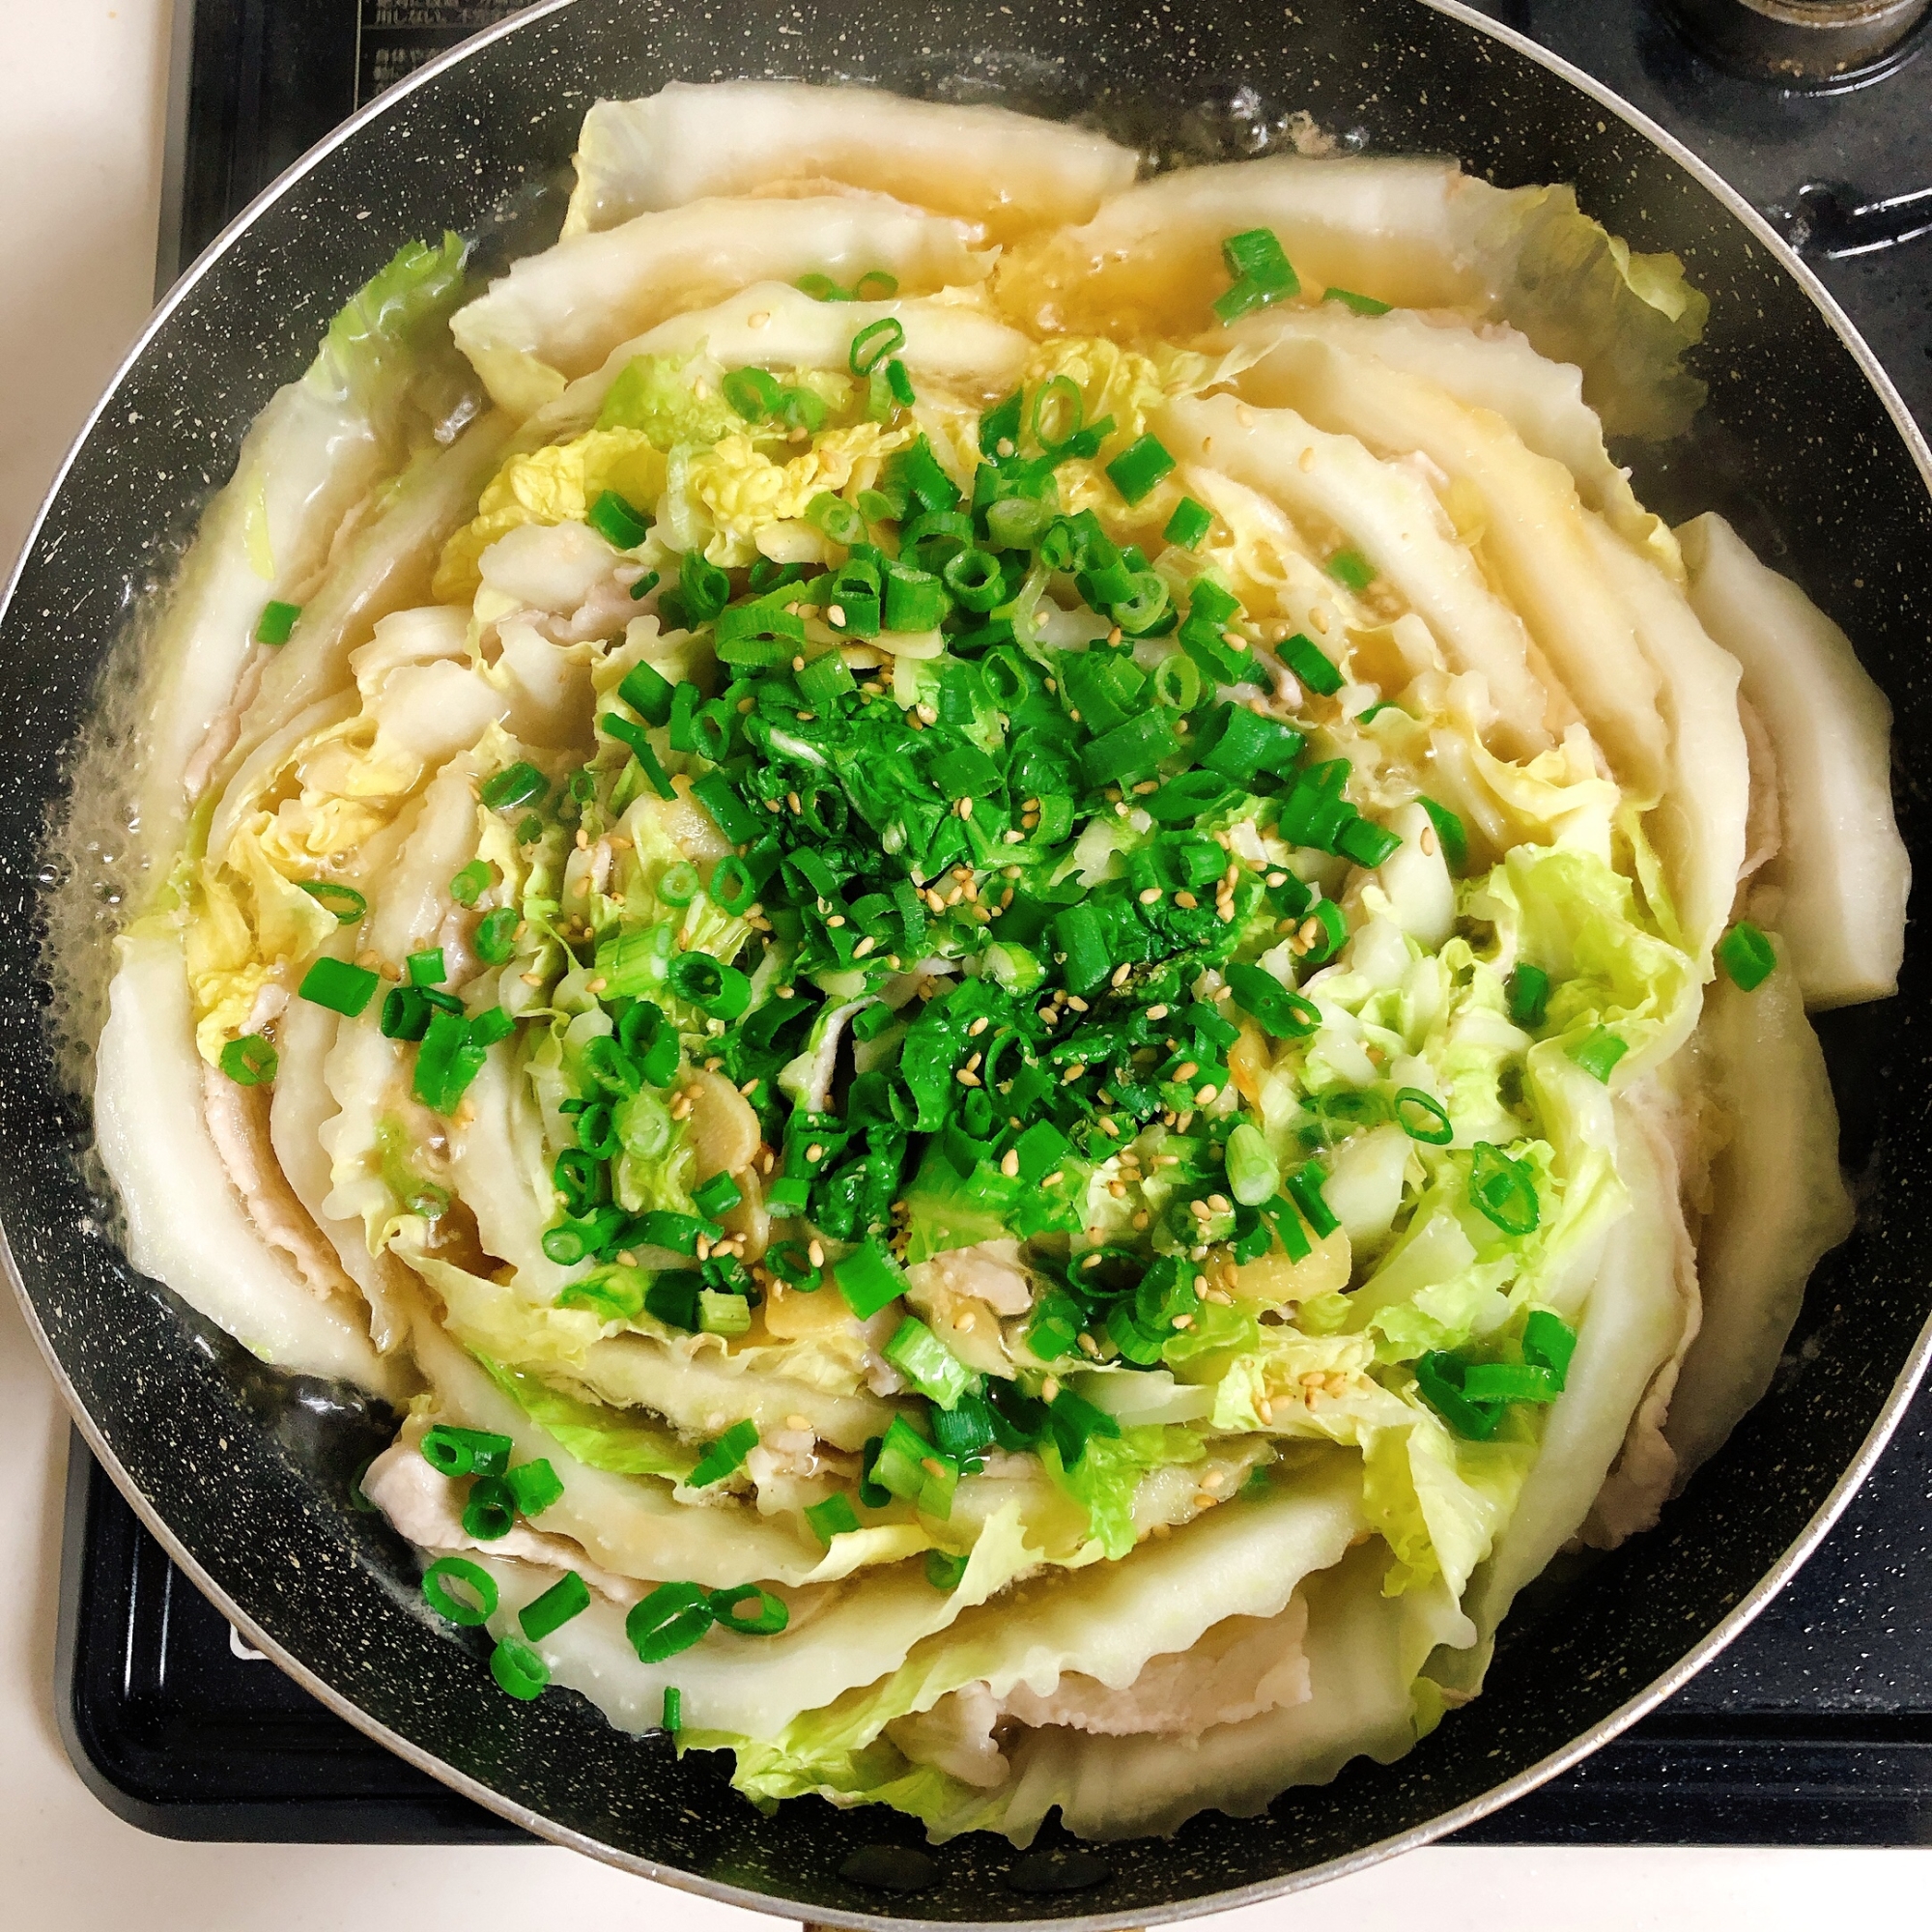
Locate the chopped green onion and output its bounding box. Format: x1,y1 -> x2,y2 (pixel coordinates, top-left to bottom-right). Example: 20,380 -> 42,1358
1304,897 -> 1348,963
218,1035 -> 277,1086
1469,1142 -> 1540,1236
658,861 -> 700,908
687,1417 -> 759,1489
618,660 -> 676,725
586,489 -> 650,549
1337,816 -> 1403,868
1281,633 -> 1344,696
1286,1161 -> 1338,1238
1462,1362 -> 1562,1405
504,1458 -> 564,1518
628,1580 -> 713,1662
1324,285 -> 1391,316
1414,1352 -> 1501,1441
1325,549 -> 1376,592
1151,651 -> 1203,710
691,1172 -> 743,1219
490,1634 -> 551,1700
1717,920 -> 1776,991
833,1238 -> 909,1320
481,762 -> 547,811
1225,1122 -> 1282,1207
629,569 -> 662,602
1010,1119 -> 1071,1184
1522,1309 -> 1577,1385
618,1000 -> 681,1086
986,496 -> 1053,549
1163,497 -> 1213,550
777,385 -> 827,435
708,1583 -> 790,1636
298,956 -> 380,1017
449,860 -> 492,906
298,879 -> 367,924
883,1317 -> 977,1409
696,1287 -> 749,1336
869,1414 -> 955,1517
806,490 -> 865,548
980,389 -> 1022,454
662,1686 -> 682,1733
406,947 -> 446,987
1419,797 -> 1467,871
941,548 -> 1004,613
1105,433 -> 1177,506
722,365 -> 781,421
1567,1027 -> 1628,1084
1225,962 -> 1321,1039
1395,1088 -> 1455,1145
924,1549 -> 968,1591
421,1556 -> 497,1626
1031,375 -> 1085,454
806,1492 -> 862,1545
474,907 -> 519,964
254,599 -> 301,645
1081,709 -> 1177,787
413,1007 -> 491,1114
667,951 -> 751,1020
380,986 -> 431,1041
1223,226 -> 1299,293
691,772 -> 759,842
1111,570 -> 1172,636
462,1475 -> 516,1541
418,1424 -> 512,1478
885,564 -> 950,630
678,551 -> 731,624
519,1570 -> 591,1641
849,317 -> 906,376
1507,963 -> 1551,1030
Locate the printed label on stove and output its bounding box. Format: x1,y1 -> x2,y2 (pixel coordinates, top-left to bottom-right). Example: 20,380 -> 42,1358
355,1 -> 544,104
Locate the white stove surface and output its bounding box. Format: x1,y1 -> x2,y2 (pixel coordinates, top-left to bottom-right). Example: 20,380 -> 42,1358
4,5 -> 1931,1925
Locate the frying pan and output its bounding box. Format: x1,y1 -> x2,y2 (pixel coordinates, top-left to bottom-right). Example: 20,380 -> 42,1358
5,0 -> 1930,1918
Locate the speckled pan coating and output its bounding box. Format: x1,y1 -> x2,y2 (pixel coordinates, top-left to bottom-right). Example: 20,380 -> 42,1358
2,0 -> 1929,1919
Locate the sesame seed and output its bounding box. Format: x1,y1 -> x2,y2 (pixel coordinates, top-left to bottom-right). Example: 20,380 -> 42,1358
806,1143 -> 824,1163
808,1239 -> 825,1267
853,935 -> 876,956
1081,1252 -> 1103,1269
828,604 -> 846,627
1000,1150 -> 1020,1178
1176,1061 -> 1199,1081
1139,886 -> 1163,905
1176,891 -> 1199,909
955,1068 -> 981,1087
1197,1085 -> 1219,1103
1062,1063 -> 1086,1083
968,1016 -> 989,1036
1208,1193 -> 1232,1214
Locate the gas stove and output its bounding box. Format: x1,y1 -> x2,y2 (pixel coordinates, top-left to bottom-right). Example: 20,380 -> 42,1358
62,0 -> 1932,1847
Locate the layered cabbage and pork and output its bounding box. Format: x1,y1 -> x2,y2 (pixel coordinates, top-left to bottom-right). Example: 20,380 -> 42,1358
87,83 -> 1909,1841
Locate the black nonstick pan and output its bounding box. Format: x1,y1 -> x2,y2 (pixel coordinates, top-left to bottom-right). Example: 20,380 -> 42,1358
5,0 -> 1930,1918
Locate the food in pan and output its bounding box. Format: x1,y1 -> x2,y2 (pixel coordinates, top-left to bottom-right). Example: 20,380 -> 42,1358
82,82 -> 1908,1842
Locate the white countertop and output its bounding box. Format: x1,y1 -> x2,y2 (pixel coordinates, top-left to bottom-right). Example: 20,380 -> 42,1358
4,5 -> 1929,1925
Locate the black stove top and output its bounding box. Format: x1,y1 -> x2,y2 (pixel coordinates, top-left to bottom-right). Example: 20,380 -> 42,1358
66,0 -> 1932,1848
